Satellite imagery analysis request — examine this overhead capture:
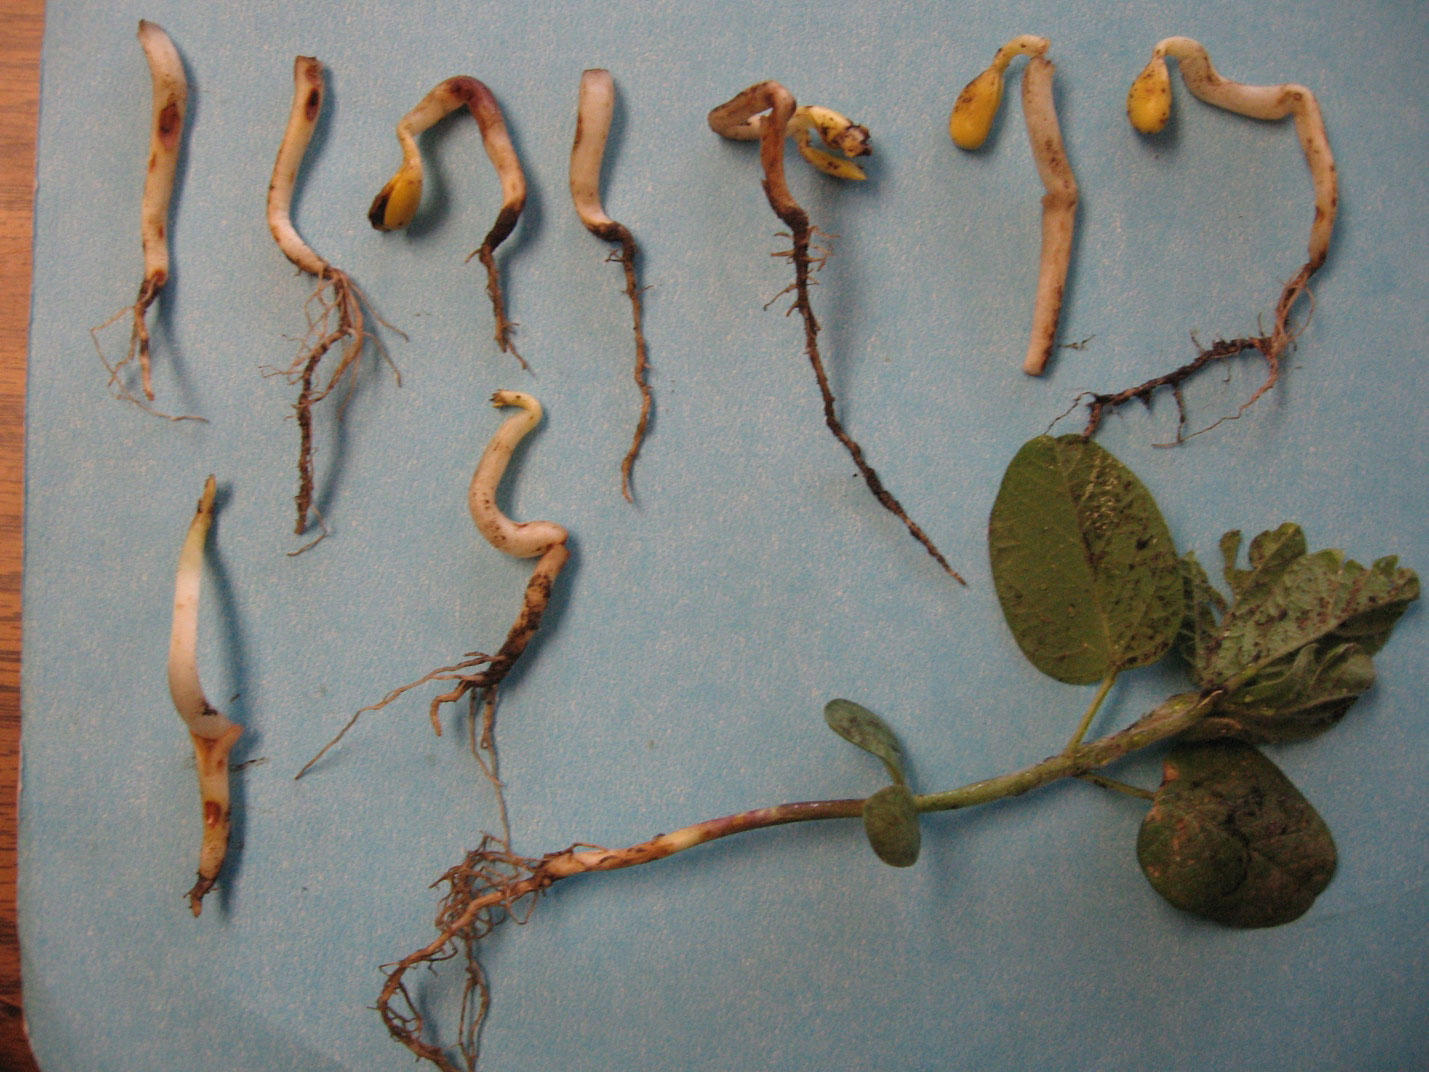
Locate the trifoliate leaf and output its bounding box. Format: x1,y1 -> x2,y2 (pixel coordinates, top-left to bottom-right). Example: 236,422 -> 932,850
988,435 -> 1183,684
1179,526 -> 1418,742
1137,740 -> 1336,928
824,699 -> 906,785
862,783 -> 921,867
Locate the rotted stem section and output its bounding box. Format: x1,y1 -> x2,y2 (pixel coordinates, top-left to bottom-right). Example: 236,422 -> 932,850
1088,38 -> 1339,439
168,476 -> 242,916
92,21 -> 190,413
369,76 -> 528,366
950,37 -> 1078,376
267,56 -> 377,540
571,69 -> 652,502
298,392 -> 569,777
709,82 -> 962,583
378,690 -> 1215,1068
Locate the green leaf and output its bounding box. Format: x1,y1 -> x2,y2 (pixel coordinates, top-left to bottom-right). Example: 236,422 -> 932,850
988,435 -> 1184,684
862,784 -> 921,867
824,699 -> 906,785
1180,526 -> 1419,741
1137,741 -> 1336,928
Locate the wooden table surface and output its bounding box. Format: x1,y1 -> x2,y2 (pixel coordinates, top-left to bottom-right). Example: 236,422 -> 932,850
2,2 -> 45,1068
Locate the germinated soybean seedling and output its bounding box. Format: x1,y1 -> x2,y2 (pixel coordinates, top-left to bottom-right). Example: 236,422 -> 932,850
570,69 -> 652,502
167,475 -> 243,915
299,391 -> 569,810
709,81 -> 964,583
369,76 -> 529,367
1083,38 -> 1338,439
950,35 -> 1079,377
91,20 -> 199,420
372,431 -> 1416,1071
267,56 -> 397,548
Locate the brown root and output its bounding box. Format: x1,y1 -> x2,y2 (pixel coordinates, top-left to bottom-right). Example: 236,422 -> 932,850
601,229 -> 653,502
90,281 -> 205,422
1080,262 -> 1315,441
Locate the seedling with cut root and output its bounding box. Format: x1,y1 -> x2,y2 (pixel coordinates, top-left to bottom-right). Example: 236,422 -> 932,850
168,475 -> 242,916
950,35 -> 1079,376
369,76 -> 528,367
708,82 -> 963,583
570,68 -> 652,501
267,56 -> 396,547
1082,37 -> 1339,439
91,20 -> 199,420
298,390 -> 569,786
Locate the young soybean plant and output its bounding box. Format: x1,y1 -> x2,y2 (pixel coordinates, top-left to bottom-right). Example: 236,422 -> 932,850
708,81 -> 964,584
949,35 -> 1079,377
369,76 -> 529,367
1083,38 -> 1339,439
298,391 -> 569,794
570,69 -> 652,502
91,20 -> 199,420
373,433 -> 1417,1070
267,56 -> 397,548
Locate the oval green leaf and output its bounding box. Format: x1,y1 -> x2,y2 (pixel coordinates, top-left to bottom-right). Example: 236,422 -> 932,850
862,784 -> 920,867
1137,740 -> 1336,928
988,435 -> 1183,684
824,699 -> 906,785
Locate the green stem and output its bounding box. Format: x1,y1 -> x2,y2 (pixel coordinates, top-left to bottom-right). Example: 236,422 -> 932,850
1076,772 -> 1156,801
1065,673 -> 1117,751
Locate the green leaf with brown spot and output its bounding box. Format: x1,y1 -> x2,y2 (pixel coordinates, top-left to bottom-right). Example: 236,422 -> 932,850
862,784 -> 920,867
824,699 -> 906,785
1137,740 -> 1336,928
988,435 -> 1183,685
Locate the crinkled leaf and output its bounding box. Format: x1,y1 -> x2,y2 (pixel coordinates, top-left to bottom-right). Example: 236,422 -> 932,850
824,699 -> 906,785
1180,528 -> 1417,742
1137,741 -> 1335,928
862,784 -> 921,867
989,435 -> 1183,685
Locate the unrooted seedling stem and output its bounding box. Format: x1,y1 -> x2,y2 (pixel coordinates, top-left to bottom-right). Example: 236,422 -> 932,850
298,391 -> 569,779
268,56 -> 392,541
571,69 -> 652,502
1088,37 -> 1339,439
168,476 -> 242,916
369,76 -> 528,367
709,82 -> 963,583
950,36 -> 1079,376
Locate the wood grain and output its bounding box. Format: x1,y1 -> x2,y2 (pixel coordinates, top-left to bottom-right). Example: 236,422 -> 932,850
1,2 -> 44,1069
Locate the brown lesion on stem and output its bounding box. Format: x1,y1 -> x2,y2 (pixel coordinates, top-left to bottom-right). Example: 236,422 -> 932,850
571,69 -> 653,502
1087,38 -> 1338,441
709,82 -> 963,583
268,56 -> 400,545
369,75 -> 529,368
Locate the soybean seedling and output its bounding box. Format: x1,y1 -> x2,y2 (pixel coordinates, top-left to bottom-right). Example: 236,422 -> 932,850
299,391 -> 569,793
373,430 -> 1417,1070
1082,38 -> 1339,439
570,69 -> 652,502
91,20 -> 199,420
267,57 -> 397,548
709,82 -> 964,583
950,35 -> 1079,377
369,76 -> 529,368
168,476 -> 242,916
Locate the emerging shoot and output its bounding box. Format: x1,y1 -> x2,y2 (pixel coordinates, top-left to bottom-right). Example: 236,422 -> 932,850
91,20 -> 198,419
369,76 -> 529,367
299,391 -> 569,780
168,475 -> 242,916
950,36 -> 1079,376
708,82 -> 963,583
267,56 -> 394,546
1085,38 -> 1339,438
570,68 -> 652,502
